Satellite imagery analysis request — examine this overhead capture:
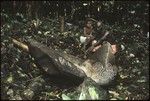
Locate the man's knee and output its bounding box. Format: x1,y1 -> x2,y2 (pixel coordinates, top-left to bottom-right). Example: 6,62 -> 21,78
111,45 -> 117,54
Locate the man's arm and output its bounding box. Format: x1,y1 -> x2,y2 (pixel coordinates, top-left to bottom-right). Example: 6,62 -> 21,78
92,31 -> 110,47
85,31 -> 110,53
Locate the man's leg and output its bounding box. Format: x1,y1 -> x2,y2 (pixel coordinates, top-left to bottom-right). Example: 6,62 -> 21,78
83,37 -> 95,58
92,45 -> 102,52
92,44 -> 117,54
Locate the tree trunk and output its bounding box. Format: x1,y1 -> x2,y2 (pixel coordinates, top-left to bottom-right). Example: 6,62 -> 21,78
13,1 -> 16,16
12,37 -> 117,86
60,16 -> 64,32
26,1 -> 32,20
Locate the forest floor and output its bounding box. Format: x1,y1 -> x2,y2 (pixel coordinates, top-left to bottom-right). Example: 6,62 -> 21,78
1,17 -> 149,100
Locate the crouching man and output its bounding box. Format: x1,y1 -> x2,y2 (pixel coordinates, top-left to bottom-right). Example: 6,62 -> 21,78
80,19 -> 117,58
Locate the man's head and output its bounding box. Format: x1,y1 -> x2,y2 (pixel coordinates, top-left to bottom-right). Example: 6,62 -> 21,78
86,20 -> 93,28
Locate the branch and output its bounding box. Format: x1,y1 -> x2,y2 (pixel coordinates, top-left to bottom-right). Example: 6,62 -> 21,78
12,38 -> 29,52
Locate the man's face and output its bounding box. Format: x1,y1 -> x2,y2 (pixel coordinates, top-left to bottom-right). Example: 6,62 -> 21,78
87,21 -> 92,27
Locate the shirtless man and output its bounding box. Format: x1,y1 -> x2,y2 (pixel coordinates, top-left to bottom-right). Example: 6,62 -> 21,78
80,19 -> 117,58
80,19 -> 96,58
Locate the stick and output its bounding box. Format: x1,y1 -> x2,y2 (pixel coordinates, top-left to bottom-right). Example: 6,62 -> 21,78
12,38 -> 29,52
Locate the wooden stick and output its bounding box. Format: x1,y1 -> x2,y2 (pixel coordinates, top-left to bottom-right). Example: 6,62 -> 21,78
12,38 -> 29,52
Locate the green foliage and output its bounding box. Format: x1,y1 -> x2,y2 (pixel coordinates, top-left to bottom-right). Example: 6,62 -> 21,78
88,87 -> 99,99
62,94 -> 72,100
61,86 -> 101,100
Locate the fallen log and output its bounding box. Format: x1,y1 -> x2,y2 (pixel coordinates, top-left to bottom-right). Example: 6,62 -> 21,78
12,37 -> 117,86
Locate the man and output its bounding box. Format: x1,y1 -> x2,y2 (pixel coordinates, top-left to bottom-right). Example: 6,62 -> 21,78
80,18 -> 117,58
80,18 -> 97,58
